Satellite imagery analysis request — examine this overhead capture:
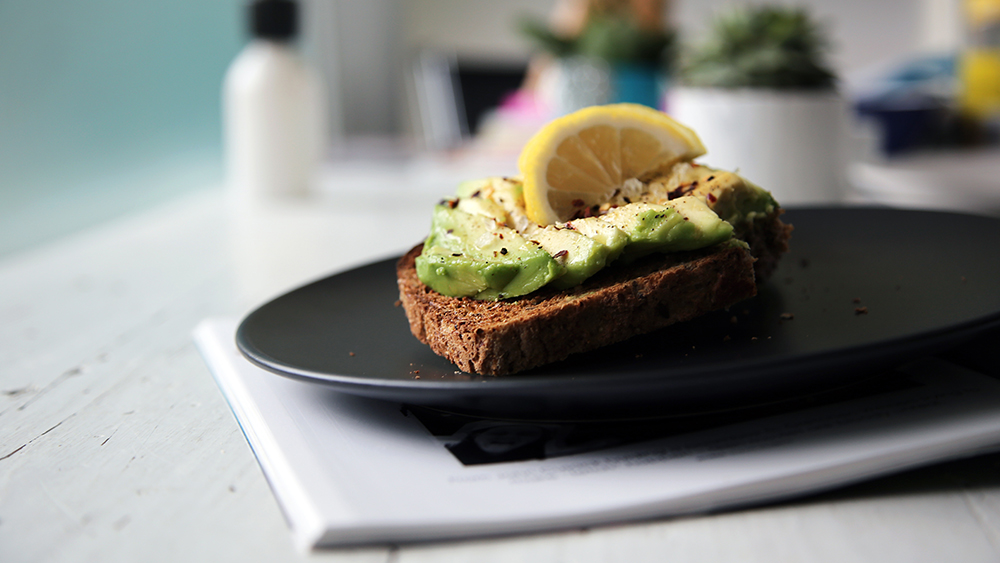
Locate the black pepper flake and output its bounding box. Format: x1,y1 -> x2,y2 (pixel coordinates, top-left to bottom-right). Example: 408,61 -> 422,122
667,184 -> 695,199
554,249 -> 569,259
446,229 -> 454,234
500,248 -> 508,255
706,175 -> 715,181
623,196 -> 631,204
452,253 -> 462,257
498,234 -> 504,239
855,307 -> 869,315
471,190 -> 481,198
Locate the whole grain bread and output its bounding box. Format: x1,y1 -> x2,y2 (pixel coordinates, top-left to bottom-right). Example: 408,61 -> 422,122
738,208 -> 793,281
397,240 -> 758,376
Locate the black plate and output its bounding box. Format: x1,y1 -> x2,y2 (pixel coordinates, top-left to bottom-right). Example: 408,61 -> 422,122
237,207 -> 1000,420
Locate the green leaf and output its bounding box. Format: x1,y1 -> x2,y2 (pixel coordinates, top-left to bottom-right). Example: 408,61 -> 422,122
518,14 -> 676,69
681,6 -> 836,89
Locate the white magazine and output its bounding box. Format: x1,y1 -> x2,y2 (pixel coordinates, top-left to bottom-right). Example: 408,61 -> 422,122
194,318 -> 1000,552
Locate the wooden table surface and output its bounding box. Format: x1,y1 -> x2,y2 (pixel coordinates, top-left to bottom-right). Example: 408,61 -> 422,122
3,182 -> 1000,562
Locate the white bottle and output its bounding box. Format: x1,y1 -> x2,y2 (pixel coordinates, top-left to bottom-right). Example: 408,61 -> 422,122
224,0 -> 324,202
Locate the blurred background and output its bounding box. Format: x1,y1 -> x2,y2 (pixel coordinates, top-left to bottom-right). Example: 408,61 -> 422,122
2,0 -> 998,261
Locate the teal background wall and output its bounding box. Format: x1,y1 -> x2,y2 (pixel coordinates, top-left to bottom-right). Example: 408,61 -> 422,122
0,0 -> 245,257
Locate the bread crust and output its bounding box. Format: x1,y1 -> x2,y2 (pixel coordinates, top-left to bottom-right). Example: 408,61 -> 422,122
738,208 -> 794,281
397,242 -> 757,376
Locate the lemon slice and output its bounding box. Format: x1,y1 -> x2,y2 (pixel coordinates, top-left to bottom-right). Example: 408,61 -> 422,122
518,104 -> 706,225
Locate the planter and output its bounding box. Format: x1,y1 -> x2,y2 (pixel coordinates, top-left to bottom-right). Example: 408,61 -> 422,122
668,88 -> 847,205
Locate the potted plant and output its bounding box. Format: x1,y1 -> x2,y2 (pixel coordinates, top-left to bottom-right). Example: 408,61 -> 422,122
520,1 -> 676,115
669,7 -> 844,204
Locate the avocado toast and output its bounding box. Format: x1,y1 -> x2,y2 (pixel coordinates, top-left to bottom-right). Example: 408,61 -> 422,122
397,105 -> 791,375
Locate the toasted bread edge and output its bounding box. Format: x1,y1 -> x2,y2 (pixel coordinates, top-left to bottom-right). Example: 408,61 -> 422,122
397,241 -> 758,376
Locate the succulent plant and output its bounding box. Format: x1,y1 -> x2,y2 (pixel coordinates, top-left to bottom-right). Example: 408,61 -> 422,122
682,6 -> 836,89
520,14 -> 676,69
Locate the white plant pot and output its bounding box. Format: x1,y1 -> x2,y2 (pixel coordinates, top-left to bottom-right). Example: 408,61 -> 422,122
668,88 -> 847,205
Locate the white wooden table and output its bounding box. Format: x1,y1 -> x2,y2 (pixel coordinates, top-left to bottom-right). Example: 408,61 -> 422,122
3,166 -> 1000,562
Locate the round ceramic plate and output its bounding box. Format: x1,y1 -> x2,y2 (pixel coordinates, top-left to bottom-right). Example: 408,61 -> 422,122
237,208 -> 1000,420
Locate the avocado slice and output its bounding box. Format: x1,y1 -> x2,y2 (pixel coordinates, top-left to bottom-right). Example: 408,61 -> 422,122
524,225 -> 612,289
457,177 -> 532,232
455,194 -> 508,222
684,169 -> 777,227
455,178 -> 490,199
416,203 -> 560,300
599,197 -> 733,262
419,176 -> 744,299
563,217 -> 629,262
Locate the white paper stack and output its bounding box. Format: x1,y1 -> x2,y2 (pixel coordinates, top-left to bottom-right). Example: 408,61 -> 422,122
194,318 -> 1000,552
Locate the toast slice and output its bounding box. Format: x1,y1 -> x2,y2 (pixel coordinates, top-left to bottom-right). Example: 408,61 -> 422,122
739,208 -> 793,282
397,240 -> 757,376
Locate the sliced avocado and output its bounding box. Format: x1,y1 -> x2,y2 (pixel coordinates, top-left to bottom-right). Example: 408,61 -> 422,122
686,170 -> 777,227
420,176 -> 745,299
416,204 -> 559,300
486,178 -> 525,216
457,177 -> 532,232
456,178 -> 490,199
525,225 -> 612,289
600,197 -> 733,262
457,177 -> 524,211
638,163 -> 778,228
563,217 -> 629,262
456,195 -> 508,222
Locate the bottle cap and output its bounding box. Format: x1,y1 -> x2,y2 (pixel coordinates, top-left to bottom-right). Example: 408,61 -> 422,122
251,0 -> 297,40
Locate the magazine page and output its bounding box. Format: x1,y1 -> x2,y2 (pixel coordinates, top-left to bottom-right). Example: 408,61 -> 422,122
194,318 -> 1000,551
